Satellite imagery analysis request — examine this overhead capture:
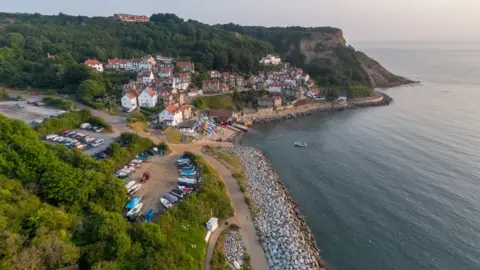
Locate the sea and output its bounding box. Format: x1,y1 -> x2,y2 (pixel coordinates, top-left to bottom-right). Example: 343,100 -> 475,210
242,43 -> 480,270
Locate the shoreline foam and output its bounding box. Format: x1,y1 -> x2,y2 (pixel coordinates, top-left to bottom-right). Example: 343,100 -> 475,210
225,145 -> 326,269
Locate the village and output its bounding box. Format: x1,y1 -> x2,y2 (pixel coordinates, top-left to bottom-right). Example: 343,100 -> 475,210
82,53 -> 348,141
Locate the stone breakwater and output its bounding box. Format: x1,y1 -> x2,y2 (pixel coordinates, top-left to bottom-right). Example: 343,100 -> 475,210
228,145 -> 326,270
252,93 -> 393,124
224,230 -> 246,268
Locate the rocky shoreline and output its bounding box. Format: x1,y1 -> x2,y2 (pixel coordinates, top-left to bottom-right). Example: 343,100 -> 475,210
252,93 -> 393,124
225,146 -> 326,270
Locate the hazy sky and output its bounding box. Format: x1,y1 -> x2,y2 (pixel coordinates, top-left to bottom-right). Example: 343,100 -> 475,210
4,0 -> 480,42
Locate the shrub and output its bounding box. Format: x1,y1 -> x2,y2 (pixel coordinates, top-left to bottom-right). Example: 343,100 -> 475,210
43,97 -> 74,110
35,109 -> 112,136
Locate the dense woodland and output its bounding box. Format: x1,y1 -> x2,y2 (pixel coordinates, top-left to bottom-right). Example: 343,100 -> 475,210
0,12 -> 373,102
0,114 -> 233,269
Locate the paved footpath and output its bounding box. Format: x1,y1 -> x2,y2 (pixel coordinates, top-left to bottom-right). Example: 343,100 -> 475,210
203,154 -> 270,270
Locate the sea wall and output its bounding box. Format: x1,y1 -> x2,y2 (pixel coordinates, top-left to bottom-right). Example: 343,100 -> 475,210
222,146 -> 326,270
245,93 -> 392,124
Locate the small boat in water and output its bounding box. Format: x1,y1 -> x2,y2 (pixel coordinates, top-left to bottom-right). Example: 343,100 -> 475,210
294,142 -> 307,147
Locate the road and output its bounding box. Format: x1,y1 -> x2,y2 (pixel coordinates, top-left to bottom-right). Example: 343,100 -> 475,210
202,154 -> 269,270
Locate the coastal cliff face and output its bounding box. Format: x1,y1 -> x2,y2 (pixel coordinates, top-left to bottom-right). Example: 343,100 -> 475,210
286,29 -> 413,88
355,51 -> 415,88
218,24 -> 414,90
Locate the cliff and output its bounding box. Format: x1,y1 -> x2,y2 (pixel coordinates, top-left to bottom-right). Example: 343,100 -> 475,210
219,24 -> 415,91
355,51 -> 416,88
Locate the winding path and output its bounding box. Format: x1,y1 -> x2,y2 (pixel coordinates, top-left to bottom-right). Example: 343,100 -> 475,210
202,154 -> 269,270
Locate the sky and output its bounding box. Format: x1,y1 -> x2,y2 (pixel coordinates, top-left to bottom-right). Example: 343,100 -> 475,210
3,0 -> 480,42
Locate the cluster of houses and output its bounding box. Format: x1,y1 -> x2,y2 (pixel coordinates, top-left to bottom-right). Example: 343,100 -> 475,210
83,52 -> 333,122
113,13 -> 150,22
259,54 -> 282,65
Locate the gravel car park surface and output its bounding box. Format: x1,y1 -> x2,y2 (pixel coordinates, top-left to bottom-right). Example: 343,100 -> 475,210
130,154 -> 180,215
45,128 -> 116,155
77,129 -> 116,155
0,101 -> 64,124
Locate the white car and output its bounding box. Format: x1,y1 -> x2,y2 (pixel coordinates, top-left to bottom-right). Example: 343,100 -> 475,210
90,139 -> 104,147
32,119 -> 43,124
76,143 -> 86,149
45,134 -> 57,140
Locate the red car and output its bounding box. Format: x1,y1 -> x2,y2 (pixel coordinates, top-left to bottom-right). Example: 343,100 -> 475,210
59,130 -> 70,136
27,100 -> 37,105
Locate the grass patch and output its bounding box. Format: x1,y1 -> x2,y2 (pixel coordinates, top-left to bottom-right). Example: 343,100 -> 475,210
212,229 -> 229,270
203,146 -> 247,191
35,109 -> 112,137
193,95 -> 234,110
165,127 -> 194,144
42,97 -> 75,110
128,121 -> 149,135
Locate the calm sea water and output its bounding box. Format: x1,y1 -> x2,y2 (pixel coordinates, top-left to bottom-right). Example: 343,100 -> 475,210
242,44 -> 480,270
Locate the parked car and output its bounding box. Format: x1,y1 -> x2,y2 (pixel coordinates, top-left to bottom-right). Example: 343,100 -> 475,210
66,132 -> 76,137
93,127 -> 104,133
80,123 -> 91,129
27,100 -> 36,105
35,102 -> 45,106
76,143 -> 86,149
94,153 -> 107,160
59,130 -> 70,136
90,139 -> 104,147
32,119 -> 43,124
45,134 -> 57,140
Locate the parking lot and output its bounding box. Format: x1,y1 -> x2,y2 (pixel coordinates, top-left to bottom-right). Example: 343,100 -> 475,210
131,154 -> 180,215
0,101 -> 63,124
45,128 -> 117,155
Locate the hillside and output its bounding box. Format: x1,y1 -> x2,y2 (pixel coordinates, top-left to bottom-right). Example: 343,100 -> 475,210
219,24 -> 414,88
0,12 -> 411,94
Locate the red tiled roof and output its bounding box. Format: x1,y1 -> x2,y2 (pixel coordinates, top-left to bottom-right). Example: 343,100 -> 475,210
222,72 -> 230,77
108,58 -> 121,64
219,83 -> 228,89
167,104 -> 179,114
208,109 -> 233,118
189,88 -> 198,92
84,59 -> 102,65
143,87 -> 156,97
126,91 -> 136,99
176,61 -> 192,67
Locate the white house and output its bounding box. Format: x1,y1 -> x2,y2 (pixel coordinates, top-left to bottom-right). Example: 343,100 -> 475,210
188,88 -> 203,97
139,71 -> 154,84
84,59 -> 104,72
121,91 -> 138,110
159,105 -> 183,126
177,120 -> 198,133
259,54 -> 281,65
268,82 -> 283,93
137,87 -> 158,108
